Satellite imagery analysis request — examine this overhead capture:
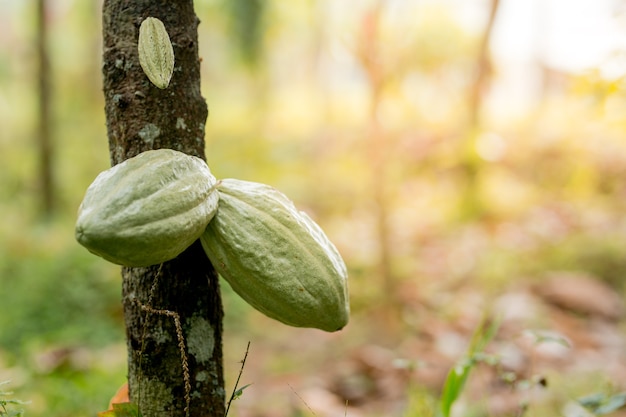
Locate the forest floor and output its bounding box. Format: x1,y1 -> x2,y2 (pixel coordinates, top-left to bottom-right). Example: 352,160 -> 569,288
222,272 -> 626,417
4,214 -> 626,417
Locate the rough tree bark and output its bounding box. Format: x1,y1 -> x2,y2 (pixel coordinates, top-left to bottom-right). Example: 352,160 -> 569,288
102,1 -> 225,416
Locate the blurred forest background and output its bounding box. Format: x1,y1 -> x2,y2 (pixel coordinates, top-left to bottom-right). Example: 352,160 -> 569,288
2,0 -> 626,416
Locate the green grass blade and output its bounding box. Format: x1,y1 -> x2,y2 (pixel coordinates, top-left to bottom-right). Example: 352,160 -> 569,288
437,317 -> 500,417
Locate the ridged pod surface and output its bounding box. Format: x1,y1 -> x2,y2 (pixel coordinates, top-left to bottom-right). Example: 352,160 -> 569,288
200,179 -> 349,332
76,149 -> 219,267
138,17 -> 174,89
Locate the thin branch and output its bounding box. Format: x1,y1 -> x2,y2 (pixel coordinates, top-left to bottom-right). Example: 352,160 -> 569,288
225,341 -> 251,416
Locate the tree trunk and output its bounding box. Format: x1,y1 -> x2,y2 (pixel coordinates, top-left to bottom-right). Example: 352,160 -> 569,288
358,3 -> 397,332
36,0 -> 54,217
468,0 -> 499,127
102,1 -> 225,416
458,0 -> 501,221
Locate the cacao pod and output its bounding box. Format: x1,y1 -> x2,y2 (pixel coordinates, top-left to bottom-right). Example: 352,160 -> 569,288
200,179 -> 349,332
75,149 -> 219,267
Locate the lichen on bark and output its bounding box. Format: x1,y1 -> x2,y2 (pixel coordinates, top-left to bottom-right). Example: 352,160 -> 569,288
186,315 -> 215,364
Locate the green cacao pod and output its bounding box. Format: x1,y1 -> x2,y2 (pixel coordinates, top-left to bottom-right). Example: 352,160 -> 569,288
200,179 -> 350,332
75,149 -> 219,267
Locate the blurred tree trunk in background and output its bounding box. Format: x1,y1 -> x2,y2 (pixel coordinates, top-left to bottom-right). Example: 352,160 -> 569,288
468,0 -> 499,128
88,0 -> 104,101
225,0 -> 269,130
36,0 -> 54,217
102,1 -> 225,415
459,0 -> 500,221
225,0 -> 265,67
357,2 -> 398,330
